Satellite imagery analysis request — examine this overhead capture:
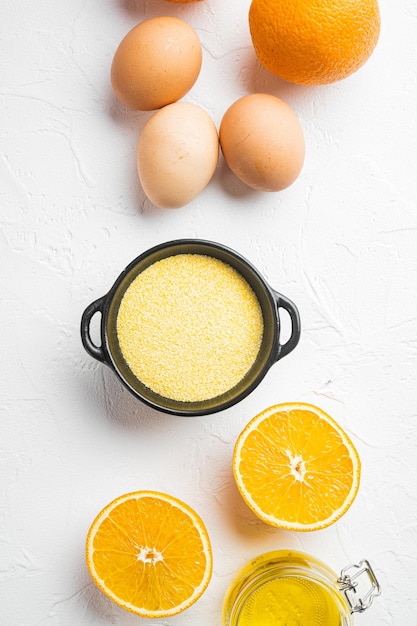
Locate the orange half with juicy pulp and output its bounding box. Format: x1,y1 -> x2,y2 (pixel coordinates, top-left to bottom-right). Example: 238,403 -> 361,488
233,403 -> 361,531
86,491 -> 212,617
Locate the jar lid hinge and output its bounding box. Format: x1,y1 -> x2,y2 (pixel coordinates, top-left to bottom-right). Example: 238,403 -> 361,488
338,559 -> 381,613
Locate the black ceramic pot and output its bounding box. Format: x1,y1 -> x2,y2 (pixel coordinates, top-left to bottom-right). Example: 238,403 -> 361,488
81,239 -> 301,416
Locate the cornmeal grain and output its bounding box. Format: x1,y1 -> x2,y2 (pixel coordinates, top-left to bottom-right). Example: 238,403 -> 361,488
116,254 -> 264,402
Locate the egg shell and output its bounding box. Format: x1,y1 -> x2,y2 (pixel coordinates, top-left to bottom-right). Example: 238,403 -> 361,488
219,93 -> 305,192
111,17 -> 202,111
137,102 -> 219,209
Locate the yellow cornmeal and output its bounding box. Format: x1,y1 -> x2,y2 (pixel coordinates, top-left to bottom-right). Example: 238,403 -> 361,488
116,254 -> 264,402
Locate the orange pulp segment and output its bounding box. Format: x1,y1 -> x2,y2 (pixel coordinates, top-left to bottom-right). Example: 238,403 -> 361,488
233,403 -> 361,531
86,491 -> 212,617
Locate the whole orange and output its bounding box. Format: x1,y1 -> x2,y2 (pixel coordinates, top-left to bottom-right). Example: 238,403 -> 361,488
249,0 -> 381,85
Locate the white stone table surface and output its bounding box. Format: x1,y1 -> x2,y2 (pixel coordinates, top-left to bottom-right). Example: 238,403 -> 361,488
1,1 -> 416,624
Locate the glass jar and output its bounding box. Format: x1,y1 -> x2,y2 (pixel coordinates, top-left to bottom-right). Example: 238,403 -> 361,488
222,550 -> 381,626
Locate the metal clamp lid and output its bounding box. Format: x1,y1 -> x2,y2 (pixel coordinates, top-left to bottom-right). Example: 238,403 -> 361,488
338,559 -> 381,614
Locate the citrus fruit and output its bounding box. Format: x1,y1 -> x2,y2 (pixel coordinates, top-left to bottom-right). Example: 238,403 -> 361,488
233,403 -> 361,531
86,491 -> 212,617
249,0 -> 381,85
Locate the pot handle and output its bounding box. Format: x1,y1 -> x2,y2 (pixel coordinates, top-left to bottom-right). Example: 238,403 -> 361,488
273,291 -> 301,361
80,296 -> 107,364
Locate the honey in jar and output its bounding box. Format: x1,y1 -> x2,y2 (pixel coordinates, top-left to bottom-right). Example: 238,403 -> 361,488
222,550 -> 381,626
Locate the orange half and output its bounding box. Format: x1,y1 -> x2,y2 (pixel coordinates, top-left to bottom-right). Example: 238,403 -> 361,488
86,491 -> 212,617
233,403 -> 361,531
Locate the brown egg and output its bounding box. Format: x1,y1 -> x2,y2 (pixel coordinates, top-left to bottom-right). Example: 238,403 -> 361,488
137,102 -> 219,209
219,94 -> 305,192
111,17 -> 202,111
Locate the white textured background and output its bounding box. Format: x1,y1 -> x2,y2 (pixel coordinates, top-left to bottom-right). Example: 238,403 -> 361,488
1,1 -> 416,624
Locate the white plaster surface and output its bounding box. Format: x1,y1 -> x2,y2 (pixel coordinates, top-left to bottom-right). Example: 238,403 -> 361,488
1,1 -> 416,624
